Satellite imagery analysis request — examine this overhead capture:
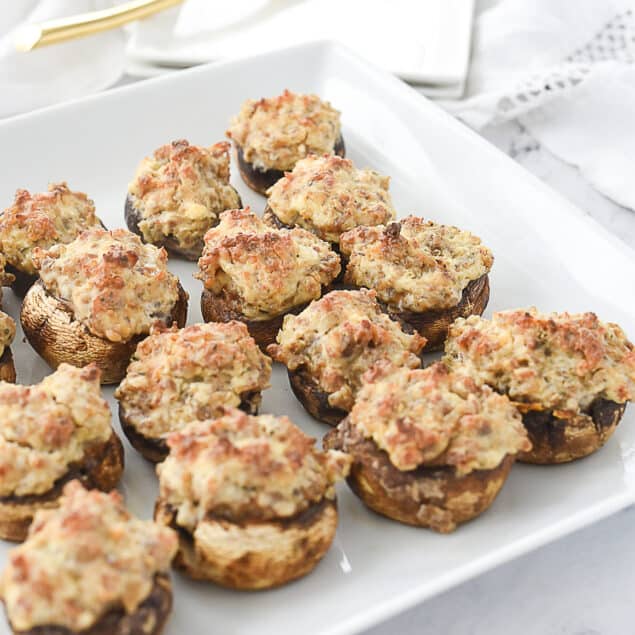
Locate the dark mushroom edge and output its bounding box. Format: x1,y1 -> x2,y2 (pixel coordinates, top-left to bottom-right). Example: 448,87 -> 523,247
324,418 -> 515,533
517,398 -> 627,464
124,192 -> 242,262
235,135 -> 345,196
0,433 -> 124,542
20,281 -> 188,385
119,390 -> 263,464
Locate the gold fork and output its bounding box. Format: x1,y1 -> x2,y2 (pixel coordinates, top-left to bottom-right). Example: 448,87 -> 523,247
14,0 -> 184,52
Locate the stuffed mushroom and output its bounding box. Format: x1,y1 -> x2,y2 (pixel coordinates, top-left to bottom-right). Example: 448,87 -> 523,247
0,481 -> 177,635
264,154 -> 396,257
20,227 -> 188,384
339,216 -> 493,351
196,208 -> 340,349
226,89 -> 345,194
116,321 -> 272,463
268,289 -> 427,425
0,364 -> 124,542
154,409 -> 351,589
125,139 -> 242,260
444,308 -> 635,464
324,361 -> 531,532
0,183 -> 103,296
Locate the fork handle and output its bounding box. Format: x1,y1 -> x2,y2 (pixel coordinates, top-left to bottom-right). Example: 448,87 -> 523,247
14,0 -> 184,52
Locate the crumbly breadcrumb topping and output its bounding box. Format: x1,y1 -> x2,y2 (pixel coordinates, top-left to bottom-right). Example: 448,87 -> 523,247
115,322 -> 271,439
0,481 -> 177,631
348,362 -> 530,475
157,409 -> 351,527
339,216 -> 493,312
444,308 -> 635,412
196,208 -> 340,320
227,90 -> 341,171
0,364 -> 112,497
128,139 -> 241,250
268,289 -> 426,411
33,228 -> 181,342
0,183 -> 101,275
266,155 -> 395,243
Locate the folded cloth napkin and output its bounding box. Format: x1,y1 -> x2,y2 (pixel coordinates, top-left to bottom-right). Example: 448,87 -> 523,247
0,0 -> 125,118
445,0 -> 635,210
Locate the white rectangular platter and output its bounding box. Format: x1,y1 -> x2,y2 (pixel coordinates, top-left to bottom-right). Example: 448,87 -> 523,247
0,42 -> 634,635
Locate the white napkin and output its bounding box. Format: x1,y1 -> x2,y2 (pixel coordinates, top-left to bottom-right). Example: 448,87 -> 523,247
446,0 -> 635,210
127,0 -> 474,91
0,1 -> 126,118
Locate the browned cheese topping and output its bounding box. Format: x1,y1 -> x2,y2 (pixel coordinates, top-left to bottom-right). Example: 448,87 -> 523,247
196,208 -> 340,320
157,409 -> 351,528
0,310 -> 15,356
348,362 -> 530,475
444,308 -> 635,413
33,228 -> 181,342
128,139 -> 241,250
266,155 -> 396,243
0,364 -> 112,497
115,322 -> 272,439
0,482 -> 177,632
0,183 -> 102,275
339,216 -> 494,312
227,90 -> 341,171
268,289 -> 426,411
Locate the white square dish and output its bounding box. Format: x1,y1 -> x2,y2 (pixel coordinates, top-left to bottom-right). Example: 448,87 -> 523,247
0,41 -> 634,635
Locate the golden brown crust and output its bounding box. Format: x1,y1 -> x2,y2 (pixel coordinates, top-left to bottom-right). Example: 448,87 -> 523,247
444,309 -> 635,463
227,90 -> 342,173
154,411 -> 349,588
20,281 -> 188,384
196,208 -> 340,321
0,433 -> 124,542
347,362 -> 530,475
4,573 -> 173,635
264,154 -> 394,243
0,183 -> 102,278
444,308 -> 635,412
33,228 -> 182,343
324,419 -> 515,533
517,399 -> 626,464
125,140 -> 242,259
125,195 -> 202,261
340,217 -> 493,312
1,483 -> 177,632
0,364 -> 116,498
157,411 -> 350,523
268,289 -> 426,414
155,498 -> 338,590
115,322 -> 271,455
